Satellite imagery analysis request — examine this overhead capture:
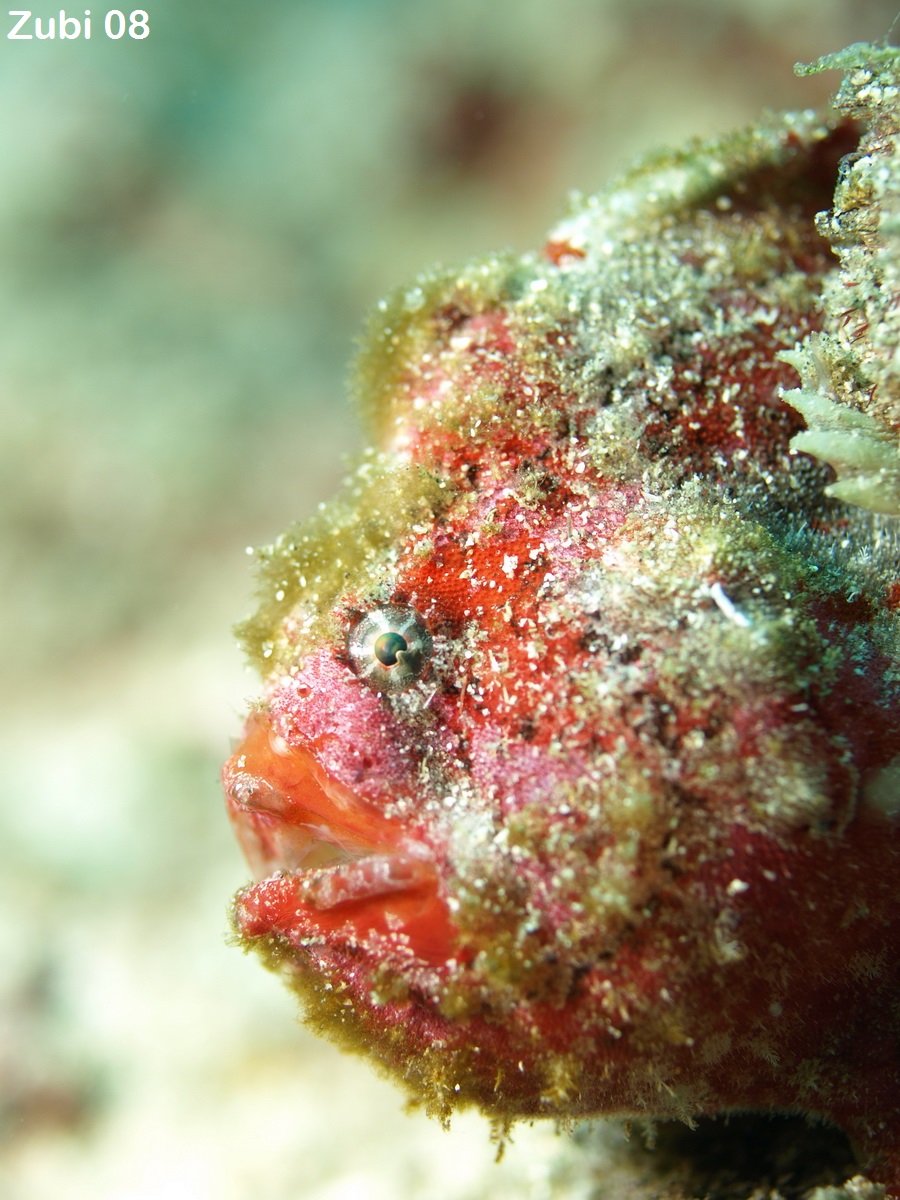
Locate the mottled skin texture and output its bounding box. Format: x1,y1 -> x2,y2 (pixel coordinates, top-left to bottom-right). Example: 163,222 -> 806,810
225,52 -> 900,1195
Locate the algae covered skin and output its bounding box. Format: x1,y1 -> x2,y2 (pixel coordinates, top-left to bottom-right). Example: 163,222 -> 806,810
224,46 -> 900,1192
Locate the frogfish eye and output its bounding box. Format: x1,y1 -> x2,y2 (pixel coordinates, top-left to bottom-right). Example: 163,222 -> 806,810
373,631 -> 407,666
347,605 -> 433,692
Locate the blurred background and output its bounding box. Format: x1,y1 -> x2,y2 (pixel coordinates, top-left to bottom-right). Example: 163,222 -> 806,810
0,2 -> 895,1197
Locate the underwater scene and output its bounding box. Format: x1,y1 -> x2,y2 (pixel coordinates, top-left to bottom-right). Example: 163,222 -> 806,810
2,2 -> 899,1198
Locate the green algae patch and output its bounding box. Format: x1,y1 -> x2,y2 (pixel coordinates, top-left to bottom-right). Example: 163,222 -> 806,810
237,453 -> 450,677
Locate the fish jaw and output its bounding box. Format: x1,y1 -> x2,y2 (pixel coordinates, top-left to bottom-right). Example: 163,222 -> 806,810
227,724 -> 900,1144
223,713 -> 461,966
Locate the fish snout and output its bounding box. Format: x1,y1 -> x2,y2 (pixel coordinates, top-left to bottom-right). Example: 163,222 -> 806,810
223,714 -> 460,964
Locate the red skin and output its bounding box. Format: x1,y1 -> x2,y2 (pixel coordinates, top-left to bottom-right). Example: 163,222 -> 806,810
225,117 -> 900,1191
227,648 -> 900,1181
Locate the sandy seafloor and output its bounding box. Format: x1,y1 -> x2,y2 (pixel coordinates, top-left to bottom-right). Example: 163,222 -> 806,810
0,2 -> 896,1197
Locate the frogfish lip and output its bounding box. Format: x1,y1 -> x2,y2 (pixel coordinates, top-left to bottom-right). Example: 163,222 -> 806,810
222,714 -> 459,965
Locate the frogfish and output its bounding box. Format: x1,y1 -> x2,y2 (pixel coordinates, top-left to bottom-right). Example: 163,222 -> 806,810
224,43 -> 900,1193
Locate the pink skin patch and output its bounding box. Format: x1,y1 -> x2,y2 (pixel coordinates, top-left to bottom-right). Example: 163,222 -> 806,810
223,714 -> 461,965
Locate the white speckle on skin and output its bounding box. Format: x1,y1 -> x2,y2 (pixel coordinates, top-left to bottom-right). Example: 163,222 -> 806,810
710,581 -> 751,627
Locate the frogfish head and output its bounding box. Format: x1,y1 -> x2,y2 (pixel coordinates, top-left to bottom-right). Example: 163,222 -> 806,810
223,103 -> 900,1182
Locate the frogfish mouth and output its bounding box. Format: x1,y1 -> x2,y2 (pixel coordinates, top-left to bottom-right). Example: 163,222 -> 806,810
225,44 -> 900,1195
